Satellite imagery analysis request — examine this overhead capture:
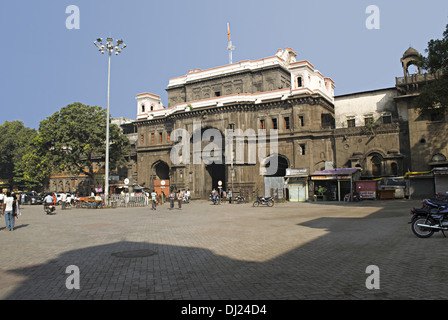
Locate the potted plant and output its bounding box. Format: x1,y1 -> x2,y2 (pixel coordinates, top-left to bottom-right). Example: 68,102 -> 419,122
316,186 -> 327,201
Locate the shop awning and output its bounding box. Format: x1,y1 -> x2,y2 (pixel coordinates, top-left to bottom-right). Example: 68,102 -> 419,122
311,168 -> 361,180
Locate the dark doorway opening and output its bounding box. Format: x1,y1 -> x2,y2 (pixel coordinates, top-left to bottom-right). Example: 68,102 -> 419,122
265,155 -> 289,176
207,163 -> 226,191
154,161 -> 170,180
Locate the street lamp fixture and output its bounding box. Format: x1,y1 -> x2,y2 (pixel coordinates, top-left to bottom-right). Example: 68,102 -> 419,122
93,37 -> 126,206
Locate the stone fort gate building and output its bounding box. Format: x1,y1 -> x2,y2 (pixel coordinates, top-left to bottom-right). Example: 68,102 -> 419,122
134,48 -> 336,199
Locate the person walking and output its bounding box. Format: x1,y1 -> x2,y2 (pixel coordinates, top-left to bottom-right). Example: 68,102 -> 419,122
169,189 -> 175,210
4,192 -> 15,231
11,192 -> 21,225
151,190 -> 157,210
144,191 -> 149,206
228,189 -> 232,204
177,190 -> 183,210
0,192 -> 5,230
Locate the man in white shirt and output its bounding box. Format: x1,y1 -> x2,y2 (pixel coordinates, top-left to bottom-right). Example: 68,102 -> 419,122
44,194 -> 53,206
151,190 -> 157,210
4,192 -> 15,231
61,193 -> 67,209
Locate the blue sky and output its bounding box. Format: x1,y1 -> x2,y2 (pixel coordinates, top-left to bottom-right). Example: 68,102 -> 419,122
1,0 -> 448,129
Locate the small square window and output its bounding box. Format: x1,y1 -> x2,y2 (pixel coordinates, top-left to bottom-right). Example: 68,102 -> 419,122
382,114 -> 392,124
364,117 -> 374,126
347,119 -> 356,128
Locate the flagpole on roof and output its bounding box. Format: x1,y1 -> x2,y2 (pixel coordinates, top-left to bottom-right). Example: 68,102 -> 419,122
227,22 -> 235,64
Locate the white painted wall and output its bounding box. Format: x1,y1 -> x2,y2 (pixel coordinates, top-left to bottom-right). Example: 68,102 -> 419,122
334,88 -> 400,128
136,93 -> 164,119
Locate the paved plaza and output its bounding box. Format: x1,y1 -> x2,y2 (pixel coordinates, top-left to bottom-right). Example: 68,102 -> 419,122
0,199 -> 447,301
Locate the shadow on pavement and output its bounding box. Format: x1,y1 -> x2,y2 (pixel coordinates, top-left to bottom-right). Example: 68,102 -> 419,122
3,200 -> 448,300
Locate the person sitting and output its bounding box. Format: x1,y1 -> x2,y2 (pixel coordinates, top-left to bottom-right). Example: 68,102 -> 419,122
44,194 -> 54,210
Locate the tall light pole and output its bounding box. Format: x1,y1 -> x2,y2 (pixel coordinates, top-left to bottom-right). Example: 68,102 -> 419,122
94,37 -> 126,206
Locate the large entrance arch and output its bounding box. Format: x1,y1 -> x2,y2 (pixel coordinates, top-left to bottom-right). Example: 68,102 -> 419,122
192,125 -> 227,197
151,160 -> 170,195
153,160 -> 170,180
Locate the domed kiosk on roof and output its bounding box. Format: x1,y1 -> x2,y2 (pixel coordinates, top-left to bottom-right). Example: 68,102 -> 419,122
400,47 -> 422,77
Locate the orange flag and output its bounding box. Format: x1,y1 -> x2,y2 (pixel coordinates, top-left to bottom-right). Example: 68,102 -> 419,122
227,22 -> 231,42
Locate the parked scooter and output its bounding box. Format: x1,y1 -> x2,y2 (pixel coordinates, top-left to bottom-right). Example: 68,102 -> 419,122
253,196 -> 274,207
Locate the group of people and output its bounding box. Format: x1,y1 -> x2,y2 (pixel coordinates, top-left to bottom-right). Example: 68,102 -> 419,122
0,192 -> 21,231
147,189 -> 190,211
210,189 -> 233,204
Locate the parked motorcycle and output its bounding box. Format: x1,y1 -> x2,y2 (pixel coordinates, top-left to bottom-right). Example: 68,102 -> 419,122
44,204 -> 56,215
422,197 -> 448,209
235,195 -> 245,204
410,203 -> 448,238
253,196 -> 274,207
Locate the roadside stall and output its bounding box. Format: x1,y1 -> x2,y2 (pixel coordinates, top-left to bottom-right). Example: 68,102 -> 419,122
377,177 -> 406,199
76,196 -> 103,208
355,180 -> 378,199
284,168 -> 308,202
310,168 -> 361,201
405,170 -> 434,200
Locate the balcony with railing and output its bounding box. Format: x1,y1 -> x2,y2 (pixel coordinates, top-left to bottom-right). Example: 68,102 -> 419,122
395,70 -> 443,86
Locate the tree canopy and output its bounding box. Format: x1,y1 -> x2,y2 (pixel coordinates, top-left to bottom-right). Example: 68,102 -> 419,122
0,121 -> 37,190
415,23 -> 448,116
23,102 -> 130,192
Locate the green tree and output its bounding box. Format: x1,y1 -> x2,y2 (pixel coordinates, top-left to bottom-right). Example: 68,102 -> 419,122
24,102 -> 130,193
415,23 -> 448,116
0,121 -> 38,190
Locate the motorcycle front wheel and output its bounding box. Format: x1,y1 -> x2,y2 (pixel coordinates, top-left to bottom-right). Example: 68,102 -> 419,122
253,201 -> 260,207
411,217 -> 435,238
268,200 -> 274,207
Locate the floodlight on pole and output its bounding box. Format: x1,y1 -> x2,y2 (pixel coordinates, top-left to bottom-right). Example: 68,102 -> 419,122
93,37 -> 126,206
